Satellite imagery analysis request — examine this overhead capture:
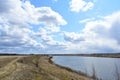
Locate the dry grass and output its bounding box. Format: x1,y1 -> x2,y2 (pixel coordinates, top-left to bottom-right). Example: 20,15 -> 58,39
38,56 -> 94,80
0,57 -> 17,68
0,55 -> 94,80
0,57 -> 18,79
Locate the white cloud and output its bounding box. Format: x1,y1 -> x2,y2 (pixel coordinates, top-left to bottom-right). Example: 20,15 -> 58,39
0,0 -> 22,13
0,0 -> 120,54
63,32 -> 84,43
22,1 -> 67,26
82,2 -> 94,12
64,11 -> 120,53
79,18 -> 95,23
0,0 -> 67,53
45,25 -> 60,33
38,7 -> 67,25
69,0 -> 94,12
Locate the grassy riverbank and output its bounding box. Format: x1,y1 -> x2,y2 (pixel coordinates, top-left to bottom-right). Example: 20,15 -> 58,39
0,55 -> 94,80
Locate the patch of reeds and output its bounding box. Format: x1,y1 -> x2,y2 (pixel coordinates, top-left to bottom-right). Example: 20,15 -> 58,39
115,64 -> 120,80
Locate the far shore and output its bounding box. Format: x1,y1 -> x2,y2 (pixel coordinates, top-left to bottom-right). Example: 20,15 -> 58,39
0,53 -> 120,58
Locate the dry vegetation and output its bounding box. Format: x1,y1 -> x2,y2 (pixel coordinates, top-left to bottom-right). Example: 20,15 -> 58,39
0,55 -> 94,80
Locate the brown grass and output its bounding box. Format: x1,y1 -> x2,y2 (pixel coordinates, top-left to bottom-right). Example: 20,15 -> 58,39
0,55 -> 94,80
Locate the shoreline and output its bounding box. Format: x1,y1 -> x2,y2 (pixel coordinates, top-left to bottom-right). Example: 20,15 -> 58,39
36,55 -> 94,80
0,53 -> 120,58
0,55 -> 94,80
48,56 -> 88,77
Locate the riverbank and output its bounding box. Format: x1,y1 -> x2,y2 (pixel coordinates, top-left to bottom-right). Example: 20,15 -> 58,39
0,55 -> 94,80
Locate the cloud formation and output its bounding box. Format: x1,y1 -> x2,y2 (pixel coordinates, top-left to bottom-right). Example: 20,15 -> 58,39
64,32 -> 85,43
69,0 -> 94,12
0,0 -> 120,54
64,11 -> 120,53
0,0 -> 67,53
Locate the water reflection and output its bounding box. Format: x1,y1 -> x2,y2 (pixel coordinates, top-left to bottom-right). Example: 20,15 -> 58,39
52,56 -> 120,80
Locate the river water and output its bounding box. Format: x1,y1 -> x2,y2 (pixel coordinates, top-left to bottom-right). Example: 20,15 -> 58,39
52,56 -> 120,80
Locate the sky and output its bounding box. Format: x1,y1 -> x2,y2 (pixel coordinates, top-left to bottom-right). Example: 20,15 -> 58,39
0,0 -> 120,54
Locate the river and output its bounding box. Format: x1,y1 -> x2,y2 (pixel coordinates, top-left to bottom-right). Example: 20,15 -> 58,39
52,56 -> 120,80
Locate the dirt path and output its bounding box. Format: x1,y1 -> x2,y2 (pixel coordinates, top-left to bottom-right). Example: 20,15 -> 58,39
0,57 -> 19,79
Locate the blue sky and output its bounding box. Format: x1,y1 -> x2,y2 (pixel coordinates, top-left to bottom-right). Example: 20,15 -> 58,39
0,0 -> 120,54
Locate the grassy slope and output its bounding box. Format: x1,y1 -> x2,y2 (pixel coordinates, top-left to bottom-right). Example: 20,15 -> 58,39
0,56 -> 93,80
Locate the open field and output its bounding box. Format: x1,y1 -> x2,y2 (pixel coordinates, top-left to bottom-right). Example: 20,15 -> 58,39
0,55 -> 94,80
